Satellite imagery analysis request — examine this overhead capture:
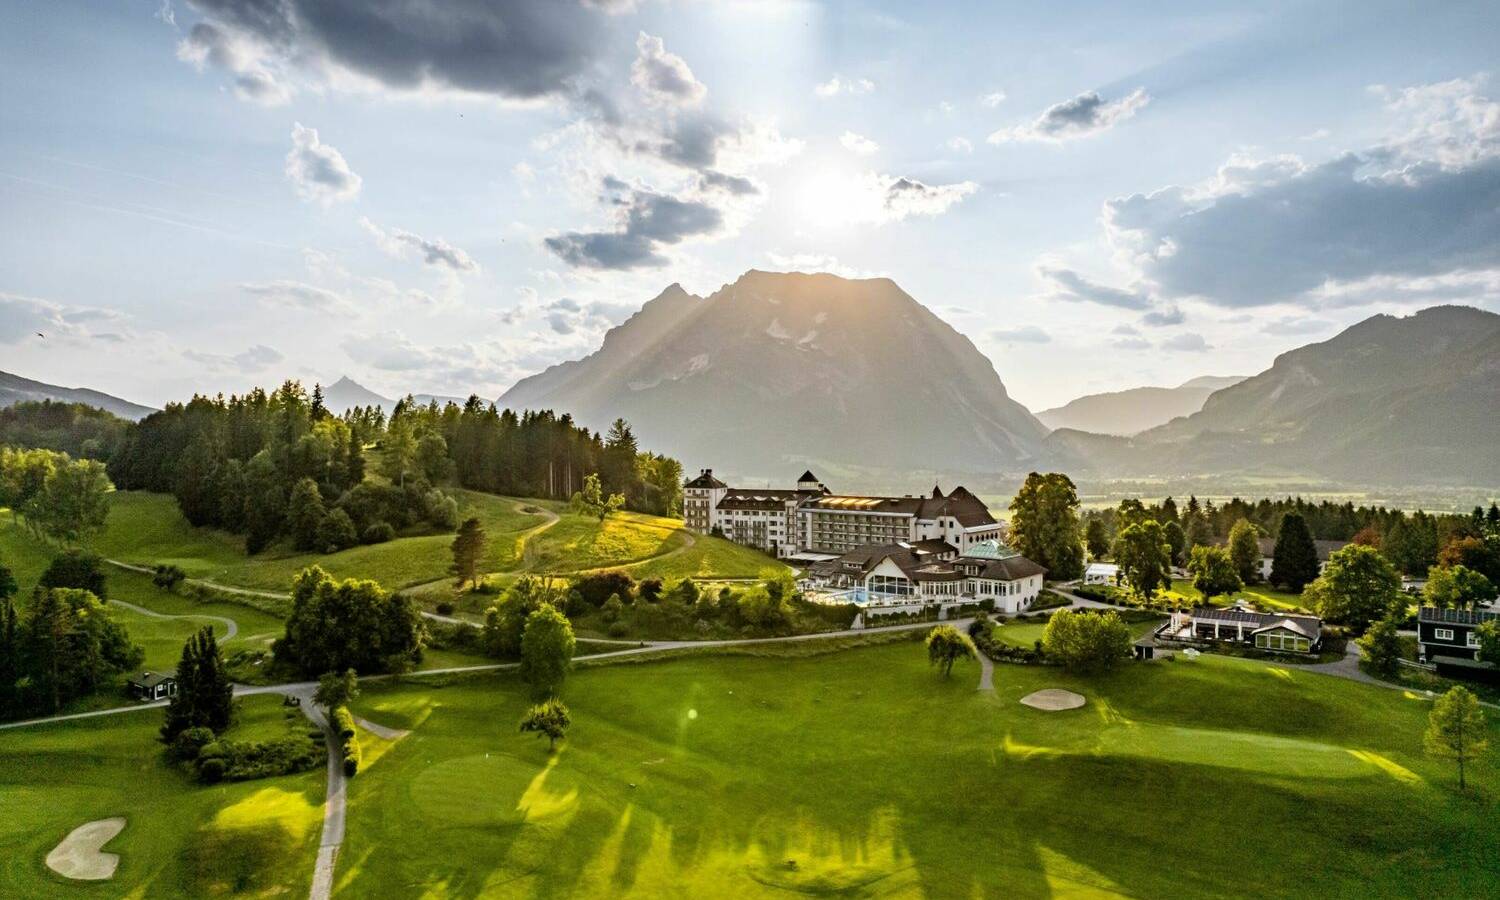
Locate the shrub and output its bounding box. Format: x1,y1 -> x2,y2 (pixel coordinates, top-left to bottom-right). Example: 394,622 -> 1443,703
638,578 -> 664,603
425,490 -> 459,530
435,601 -> 455,616
198,756 -> 226,783
39,549 -> 108,600
471,579 -> 501,595
362,522 -> 395,544
573,571 -> 635,607
607,621 -> 630,638
171,726 -> 217,762
601,594 -> 625,624
318,509 -> 359,553
153,564 -> 188,592
343,744 -> 361,777
331,705 -> 357,741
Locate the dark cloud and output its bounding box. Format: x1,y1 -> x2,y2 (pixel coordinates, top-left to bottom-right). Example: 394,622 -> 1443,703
698,170 -> 760,196
1037,265 -> 1152,310
1141,305 -> 1184,326
186,0 -> 604,100
1108,153 -> 1500,307
990,88 -> 1150,143
1160,332 -> 1210,352
544,180 -> 724,270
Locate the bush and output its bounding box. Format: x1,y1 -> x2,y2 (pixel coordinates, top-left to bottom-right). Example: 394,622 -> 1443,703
198,756 -> 226,783
425,490 -> 459,530
331,705 -> 357,741
318,509 -> 359,553
638,578 -> 664,603
39,549 -> 108,600
435,601 -> 455,616
607,621 -> 630,638
573,571 -> 635,607
601,593 -> 625,624
171,726 -> 217,762
153,564 -> 188,592
362,522 -> 395,544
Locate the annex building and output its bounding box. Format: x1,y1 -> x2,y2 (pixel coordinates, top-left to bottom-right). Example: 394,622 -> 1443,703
683,468 -> 1005,559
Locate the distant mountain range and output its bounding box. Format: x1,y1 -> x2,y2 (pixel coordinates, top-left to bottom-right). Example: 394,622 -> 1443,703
321,376 -> 466,415
1048,305 -> 1500,484
1037,375 -> 1246,436
500,270 -> 1050,479
0,369 -> 155,420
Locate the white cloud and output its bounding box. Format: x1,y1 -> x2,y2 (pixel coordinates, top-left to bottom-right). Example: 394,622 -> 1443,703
631,32 -> 706,106
989,88 -> 1151,144
0,292 -> 126,344
1160,332 -> 1210,352
176,22 -> 290,105
284,124 -> 362,206
989,325 -> 1051,344
183,344 -> 283,371
814,75 -> 875,98
241,280 -> 354,314
840,131 -> 879,155
796,172 -> 977,227
946,136 -> 974,154
980,90 -> 1007,108
360,218 -> 480,274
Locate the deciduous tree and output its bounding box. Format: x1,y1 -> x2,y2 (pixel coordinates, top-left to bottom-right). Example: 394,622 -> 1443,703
1227,519 -> 1261,584
1085,518 -> 1110,560
519,698 -> 571,751
925,625 -> 977,678
1357,614 -> 1404,678
1424,686 -> 1488,792
1008,472 -> 1085,581
1042,608 -> 1132,673
1308,545 -> 1401,632
313,668 -> 360,711
1424,565 -> 1497,610
1188,545 -> 1242,602
520,604 -> 576,698
1112,521 -> 1172,600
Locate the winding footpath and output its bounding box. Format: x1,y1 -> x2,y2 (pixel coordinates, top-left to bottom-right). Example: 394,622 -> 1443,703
108,597 -> 239,643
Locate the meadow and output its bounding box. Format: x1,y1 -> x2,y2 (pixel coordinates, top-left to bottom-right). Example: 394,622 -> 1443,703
0,694 -> 324,898
333,640 -> 1500,898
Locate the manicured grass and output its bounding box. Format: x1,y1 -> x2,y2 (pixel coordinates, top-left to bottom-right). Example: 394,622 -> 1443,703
340,642 -> 1500,898
1162,578 -> 1310,612
0,694 -> 324,898
992,614 -> 1165,649
92,490 -> 550,592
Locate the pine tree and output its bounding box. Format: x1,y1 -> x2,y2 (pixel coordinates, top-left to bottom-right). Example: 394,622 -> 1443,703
1228,518 -> 1261,584
161,626 -> 234,742
1425,686 -> 1488,792
345,430 -> 365,487
0,598 -> 19,718
287,477 -> 326,551
1270,512 -> 1320,592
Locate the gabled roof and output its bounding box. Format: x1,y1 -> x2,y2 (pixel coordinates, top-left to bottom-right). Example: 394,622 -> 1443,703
717,488 -> 822,510
684,470 -> 727,489
798,469 -> 819,483
961,555 -> 1047,581
1191,606 -> 1322,643
1255,537 -> 1349,562
127,670 -> 176,689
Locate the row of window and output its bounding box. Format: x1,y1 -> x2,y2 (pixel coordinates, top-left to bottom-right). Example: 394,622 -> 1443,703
1431,628 -> 1481,648
1255,633 -> 1310,652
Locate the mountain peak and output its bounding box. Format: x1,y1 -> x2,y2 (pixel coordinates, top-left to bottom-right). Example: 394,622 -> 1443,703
501,271 -> 1046,479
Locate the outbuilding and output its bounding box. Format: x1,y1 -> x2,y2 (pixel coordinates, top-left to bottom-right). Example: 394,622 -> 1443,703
126,670 -> 178,702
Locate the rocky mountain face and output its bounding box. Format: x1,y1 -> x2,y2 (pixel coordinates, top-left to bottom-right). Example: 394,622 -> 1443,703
1037,375 -> 1246,436
322,375 -> 465,415
1050,306 -> 1500,484
500,270 -> 1050,480
0,370 -> 154,420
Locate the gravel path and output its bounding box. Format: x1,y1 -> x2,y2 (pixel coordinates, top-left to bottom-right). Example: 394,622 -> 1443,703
108,598 -> 239,642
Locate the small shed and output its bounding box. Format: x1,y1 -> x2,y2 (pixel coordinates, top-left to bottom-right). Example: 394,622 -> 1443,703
126,670 -> 178,701
1133,638 -> 1156,660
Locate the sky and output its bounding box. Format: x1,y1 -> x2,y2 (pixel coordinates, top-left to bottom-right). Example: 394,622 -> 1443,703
2,0 -> 1499,413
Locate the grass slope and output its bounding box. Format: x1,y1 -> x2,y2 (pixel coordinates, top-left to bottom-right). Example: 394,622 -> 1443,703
0,695 -> 323,898
339,643 -> 1500,898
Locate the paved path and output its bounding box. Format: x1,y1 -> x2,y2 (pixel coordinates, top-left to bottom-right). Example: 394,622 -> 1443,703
354,716 -> 410,740
105,560 -> 288,602
975,649 -> 995,691
286,685 -> 344,900
109,598 -> 239,643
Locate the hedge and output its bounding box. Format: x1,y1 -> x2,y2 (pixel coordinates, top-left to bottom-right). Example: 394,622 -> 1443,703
332,704 -> 361,777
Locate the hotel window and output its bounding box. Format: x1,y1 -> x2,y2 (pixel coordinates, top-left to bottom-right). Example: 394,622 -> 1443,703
1468,632 -> 1481,648
1434,628 -> 1454,641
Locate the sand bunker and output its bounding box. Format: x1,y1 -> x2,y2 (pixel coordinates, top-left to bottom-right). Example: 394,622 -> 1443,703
1020,689 -> 1086,711
46,817 -> 126,881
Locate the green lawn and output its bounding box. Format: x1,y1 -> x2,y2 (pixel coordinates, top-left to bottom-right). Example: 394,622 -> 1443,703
992,614 -> 1165,649
1162,578 -> 1310,612
0,694 -> 324,898
338,641 -> 1500,898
